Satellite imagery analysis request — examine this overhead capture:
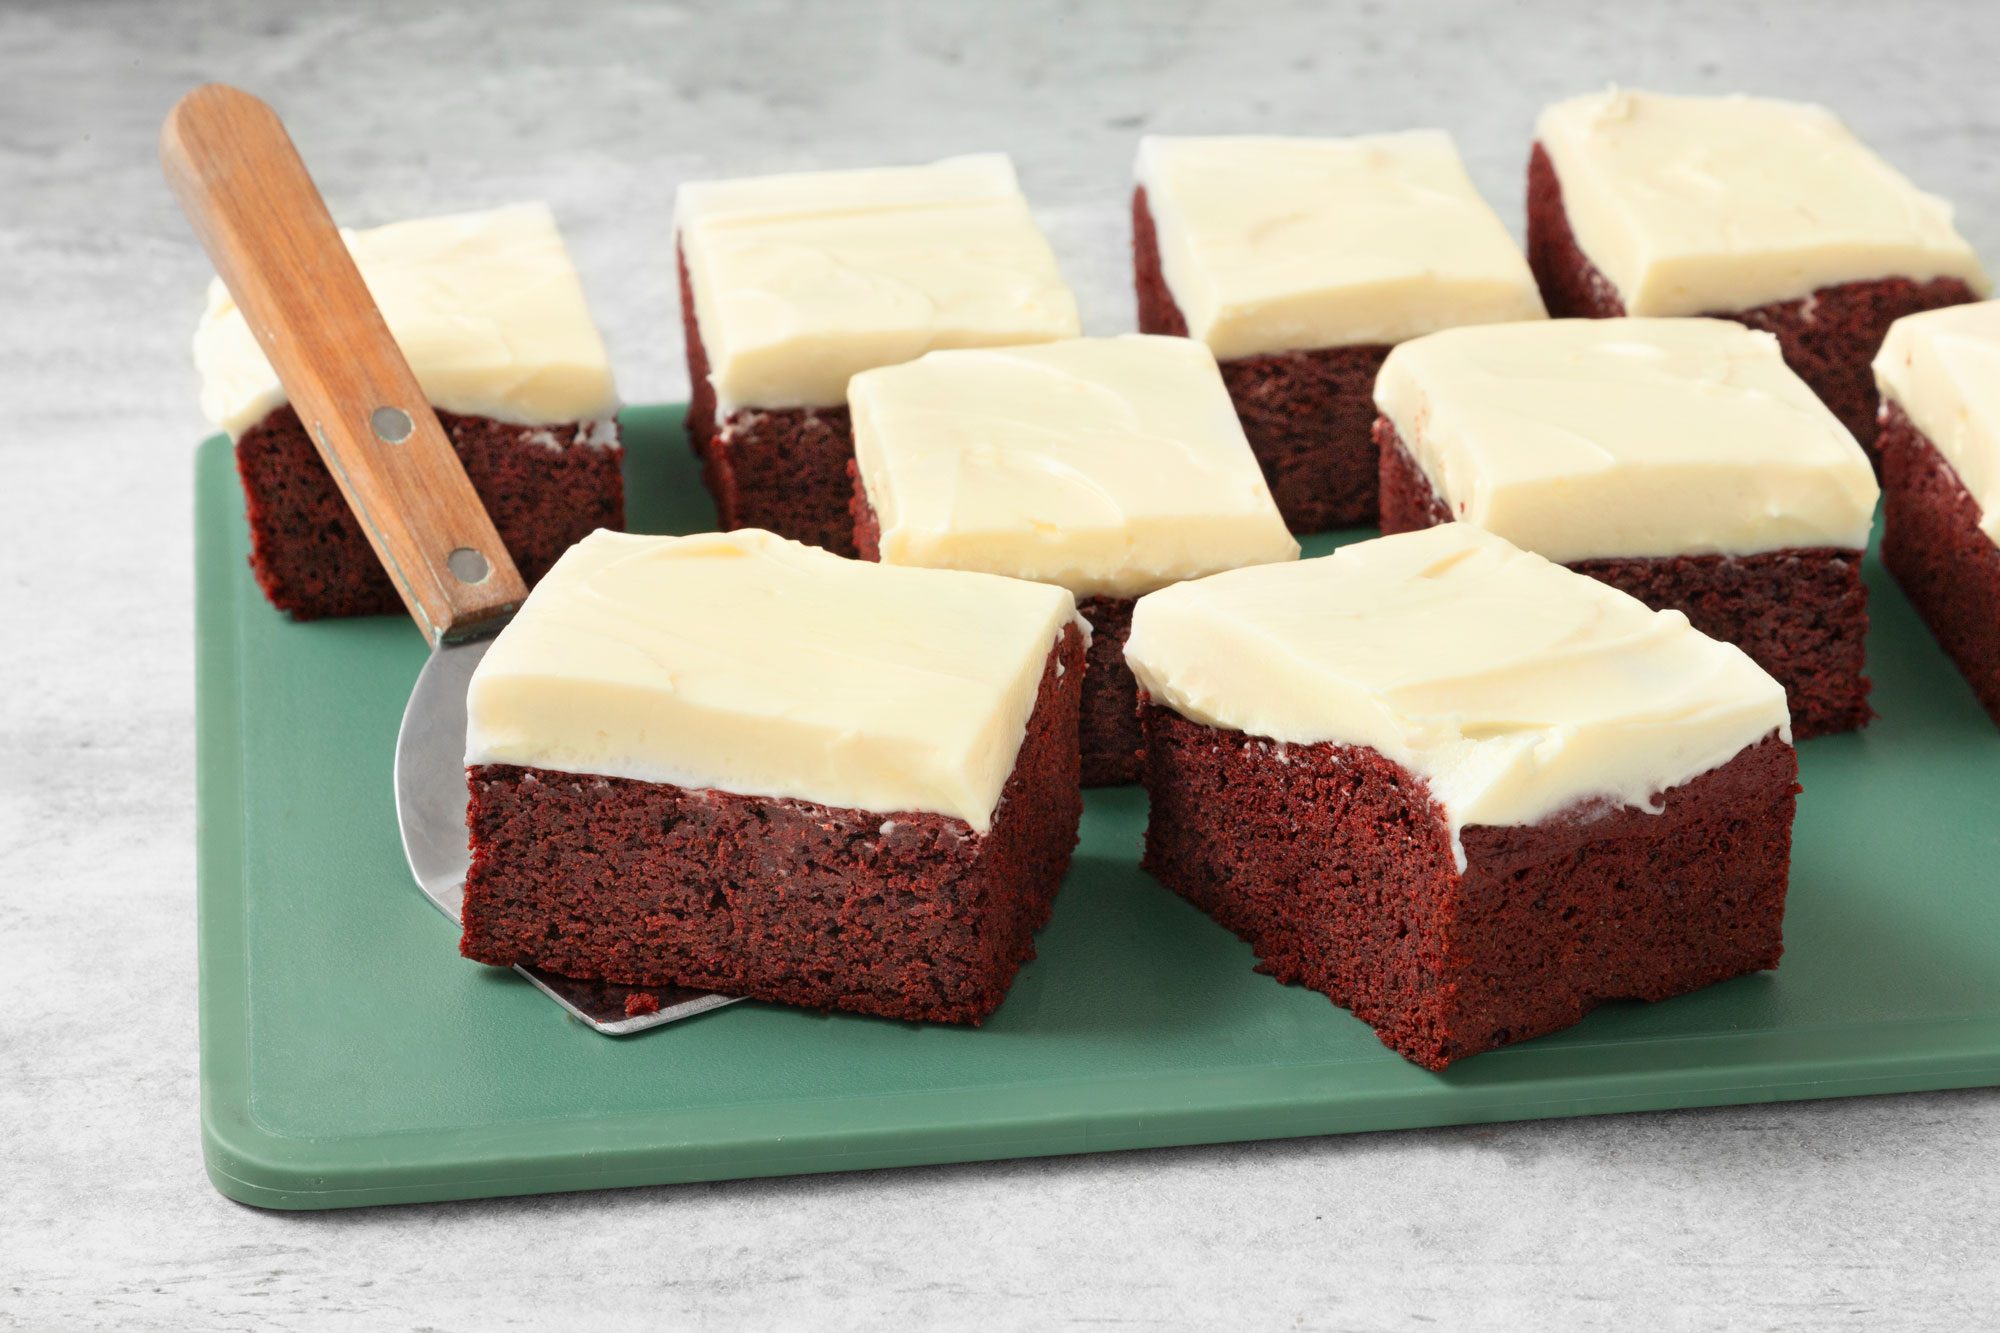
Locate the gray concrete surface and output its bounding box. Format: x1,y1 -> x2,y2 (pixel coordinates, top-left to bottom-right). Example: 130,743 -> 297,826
3,0 -> 1998,1327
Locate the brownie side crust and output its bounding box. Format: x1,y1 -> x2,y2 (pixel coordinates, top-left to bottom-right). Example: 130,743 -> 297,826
1374,417 -> 1456,535
1523,144 -> 1629,324
675,243 -> 718,465
1074,595 -> 1142,785
1375,422 -> 1870,738
1879,402 -> 2000,727
1140,702 -> 1798,1069
459,622 -> 1087,1025
851,469 -> 1141,785
708,405 -> 858,556
678,242 -> 862,556
1568,550 -> 1870,740
1133,187 -> 1387,533
1526,143 -> 1979,454
233,405 -> 624,620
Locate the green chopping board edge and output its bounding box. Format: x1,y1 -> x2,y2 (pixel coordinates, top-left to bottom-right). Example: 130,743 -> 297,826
196,404 -> 2000,1210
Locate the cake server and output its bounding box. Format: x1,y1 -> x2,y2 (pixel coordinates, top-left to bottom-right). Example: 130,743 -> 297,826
162,83 -> 735,1034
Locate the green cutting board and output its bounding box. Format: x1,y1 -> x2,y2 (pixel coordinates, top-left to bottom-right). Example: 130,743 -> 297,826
196,405 -> 2000,1210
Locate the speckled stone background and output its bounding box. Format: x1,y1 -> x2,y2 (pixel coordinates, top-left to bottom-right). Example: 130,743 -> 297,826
4,0 -> 1999,1327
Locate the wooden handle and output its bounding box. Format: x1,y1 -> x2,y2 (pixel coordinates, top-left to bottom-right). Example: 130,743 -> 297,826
161,84 -> 526,645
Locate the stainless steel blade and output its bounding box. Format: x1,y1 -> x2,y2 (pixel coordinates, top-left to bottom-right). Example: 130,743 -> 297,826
394,637 -> 740,1034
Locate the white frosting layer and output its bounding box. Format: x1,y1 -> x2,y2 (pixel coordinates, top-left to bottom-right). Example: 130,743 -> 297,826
1125,524 -> 1789,857
677,154 -> 1081,412
1135,132 -> 1546,361
1538,89 -> 1990,317
851,335 -> 1299,599
1874,299 -> 2000,545
465,529 -> 1080,833
194,203 -> 620,439
1375,318 -> 1879,562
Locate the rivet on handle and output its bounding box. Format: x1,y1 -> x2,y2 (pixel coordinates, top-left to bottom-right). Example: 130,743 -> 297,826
447,547 -> 492,585
371,405 -> 414,444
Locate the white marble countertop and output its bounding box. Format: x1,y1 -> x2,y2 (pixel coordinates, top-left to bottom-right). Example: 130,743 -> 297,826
5,0 -> 1998,1326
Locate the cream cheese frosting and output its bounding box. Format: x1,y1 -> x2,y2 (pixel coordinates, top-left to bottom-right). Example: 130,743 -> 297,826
1134,131 -> 1546,361
850,335 -> 1299,599
465,529 -> 1080,832
1874,299 -> 2000,545
676,154 -> 1081,412
1375,317 -> 1880,562
194,203 -> 620,439
1537,89 -> 1990,317
1124,524 -> 1789,859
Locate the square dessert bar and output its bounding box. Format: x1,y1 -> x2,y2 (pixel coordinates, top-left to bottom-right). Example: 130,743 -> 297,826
1374,317 -> 1880,738
459,529 -> 1087,1025
1132,132 -> 1546,532
1873,300 -> 2000,726
1126,524 -> 1798,1070
1528,89 -> 1989,454
848,335 -> 1299,785
195,204 -> 625,619
676,155 -> 1081,555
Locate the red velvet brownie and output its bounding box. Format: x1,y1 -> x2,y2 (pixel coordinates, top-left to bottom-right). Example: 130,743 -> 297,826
1126,524 -> 1797,1070
1373,317 -> 1880,739
194,204 -> 625,619
675,156 -> 1080,556
1527,90 -> 1988,454
846,335 -> 1297,785
1873,301 -> 2000,726
459,529 -> 1087,1025
1132,133 -> 1545,532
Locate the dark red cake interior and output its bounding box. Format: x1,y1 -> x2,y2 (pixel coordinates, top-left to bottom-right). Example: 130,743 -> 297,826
234,404 -> 623,620
1141,703 -> 1799,1070
1879,402 -> 2000,727
678,242 -> 861,556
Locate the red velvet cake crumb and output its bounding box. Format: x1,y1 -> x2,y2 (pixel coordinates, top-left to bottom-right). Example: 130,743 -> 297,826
233,405 -> 623,620
1526,144 -> 1979,456
1376,422 -> 1871,739
1074,595 -> 1142,785
1141,702 -> 1799,1069
1132,188 -> 1385,532
460,624 -> 1086,1025
1879,403 -> 2000,727
623,992 -> 661,1018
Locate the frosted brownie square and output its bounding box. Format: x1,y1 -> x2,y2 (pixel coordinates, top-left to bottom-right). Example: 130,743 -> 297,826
848,334 -> 1298,784
676,155 -> 1080,555
1873,300 -> 2000,726
1126,524 -> 1797,1069
1374,316 -> 1880,737
459,529 -> 1086,1024
1132,131 -> 1545,531
1528,89 -> 1988,452
194,204 -> 624,619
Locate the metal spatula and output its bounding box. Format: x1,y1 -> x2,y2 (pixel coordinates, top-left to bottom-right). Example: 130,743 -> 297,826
162,83 -> 736,1033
